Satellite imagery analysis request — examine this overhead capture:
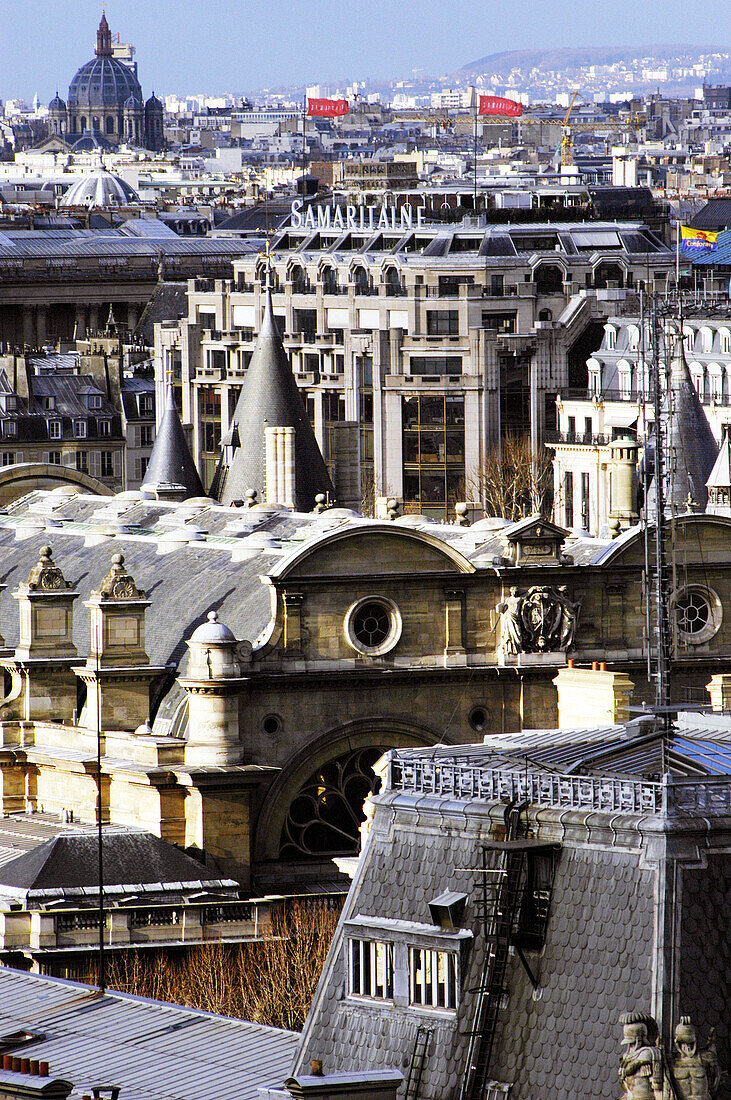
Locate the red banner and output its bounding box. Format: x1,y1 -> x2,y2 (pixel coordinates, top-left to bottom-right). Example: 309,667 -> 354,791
307,98 -> 349,117
478,95 -> 523,117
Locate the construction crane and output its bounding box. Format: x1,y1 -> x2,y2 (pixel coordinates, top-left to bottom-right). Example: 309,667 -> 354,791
560,90 -> 580,168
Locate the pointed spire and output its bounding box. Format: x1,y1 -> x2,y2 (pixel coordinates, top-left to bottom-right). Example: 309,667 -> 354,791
142,381 -> 206,501
662,331 -> 718,512
96,9 -> 112,57
707,423 -> 731,516
212,286 -> 334,510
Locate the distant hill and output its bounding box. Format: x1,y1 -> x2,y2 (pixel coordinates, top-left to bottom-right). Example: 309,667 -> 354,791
459,45 -> 721,74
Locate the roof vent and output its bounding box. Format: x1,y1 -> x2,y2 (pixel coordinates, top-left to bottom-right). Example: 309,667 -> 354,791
428,890 -> 467,929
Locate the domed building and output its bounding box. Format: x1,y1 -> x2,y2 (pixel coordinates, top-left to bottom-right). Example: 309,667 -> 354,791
59,169 -> 141,208
48,13 -> 164,151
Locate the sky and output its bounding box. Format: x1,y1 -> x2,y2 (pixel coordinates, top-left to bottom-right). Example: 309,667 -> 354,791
1,0 -> 730,102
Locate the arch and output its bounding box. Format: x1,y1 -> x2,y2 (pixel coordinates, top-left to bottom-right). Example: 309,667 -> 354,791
603,324 -> 617,351
719,327 -> 731,355
105,115 -> 114,135
625,324 -> 640,351
707,362 -> 723,402
382,264 -> 403,296
593,511 -> 731,567
683,325 -> 695,355
700,326 -> 714,354
533,262 -> 564,295
689,360 -> 705,400
318,261 -> 338,294
0,463 -> 113,507
592,260 -> 627,288
253,716 -> 447,862
350,263 -> 371,294
268,522 -> 476,580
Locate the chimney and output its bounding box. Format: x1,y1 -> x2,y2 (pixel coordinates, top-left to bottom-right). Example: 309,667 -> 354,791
265,426 -> 296,509
553,666 -> 634,727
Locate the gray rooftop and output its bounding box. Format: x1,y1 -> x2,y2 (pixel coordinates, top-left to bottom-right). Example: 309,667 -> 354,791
0,967 -> 298,1100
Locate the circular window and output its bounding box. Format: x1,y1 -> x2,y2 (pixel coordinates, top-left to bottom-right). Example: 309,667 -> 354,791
262,714 -> 281,736
672,585 -> 722,646
345,597 -> 402,656
469,707 -> 487,733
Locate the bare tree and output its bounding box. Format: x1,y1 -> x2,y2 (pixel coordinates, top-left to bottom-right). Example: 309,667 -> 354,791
473,433 -> 553,522
71,899 -> 341,1031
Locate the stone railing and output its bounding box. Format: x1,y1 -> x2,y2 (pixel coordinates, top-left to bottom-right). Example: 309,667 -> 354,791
388,756 -> 731,818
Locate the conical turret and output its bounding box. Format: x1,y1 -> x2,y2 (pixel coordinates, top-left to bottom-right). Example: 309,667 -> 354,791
664,332 -> 718,512
211,289 -> 334,510
707,423 -> 731,516
142,382 -> 205,501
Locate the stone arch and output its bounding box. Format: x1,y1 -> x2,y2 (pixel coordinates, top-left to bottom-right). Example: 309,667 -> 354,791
253,717 -> 447,863
0,463 -> 113,507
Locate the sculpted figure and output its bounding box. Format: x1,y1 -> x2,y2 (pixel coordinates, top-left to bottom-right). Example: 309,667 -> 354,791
619,1014 -> 664,1100
556,585 -> 580,650
497,586 -> 523,655
670,1018 -> 722,1100
521,586 -> 562,652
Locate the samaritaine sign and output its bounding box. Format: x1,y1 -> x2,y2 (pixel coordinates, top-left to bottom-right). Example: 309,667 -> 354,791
291,198 -> 427,230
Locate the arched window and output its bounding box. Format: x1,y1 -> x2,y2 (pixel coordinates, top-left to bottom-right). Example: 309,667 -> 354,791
708,364 -> 723,402
353,266 -> 370,295
93,116 -> 100,131
106,116 -> 114,135
80,116 -> 87,132
683,327 -> 695,355
626,325 -> 640,351
700,326 -> 714,354
534,263 -> 564,295
719,327 -> 731,355
690,363 -> 705,401
384,266 -> 403,296
321,265 -> 338,294
604,325 -> 617,351
289,264 -> 307,293
617,359 -> 633,399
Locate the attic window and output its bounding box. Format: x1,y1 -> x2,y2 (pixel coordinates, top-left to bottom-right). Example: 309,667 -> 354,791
0,1030 -> 44,1053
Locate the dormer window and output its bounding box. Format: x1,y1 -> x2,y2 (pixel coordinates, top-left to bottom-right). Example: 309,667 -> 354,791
74,420 -> 87,438
86,393 -> 103,410
98,419 -> 112,437
42,396 -> 55,412
49,420 -> 62,439
3,421 -> 17,439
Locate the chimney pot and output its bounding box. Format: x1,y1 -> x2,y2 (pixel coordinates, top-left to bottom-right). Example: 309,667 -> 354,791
2,1055 -> 11,1071
30,1060 -> 39,1075
39,1061 -> 49,1077
11,1058 -> 21,1073
600,661 -> 606,671
567,657 -> 574,668
20,1058 -> 30,1074
311,1059 -> 324,1077
591,660 -> 598,670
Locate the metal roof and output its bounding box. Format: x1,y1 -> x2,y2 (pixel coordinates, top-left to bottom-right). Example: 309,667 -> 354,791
0,967 -> 297,1100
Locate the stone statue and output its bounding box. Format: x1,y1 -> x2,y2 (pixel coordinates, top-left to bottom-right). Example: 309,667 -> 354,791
497,586 -> 523,656
670,1018 -> 722,1100
618,1013 -> 664,1100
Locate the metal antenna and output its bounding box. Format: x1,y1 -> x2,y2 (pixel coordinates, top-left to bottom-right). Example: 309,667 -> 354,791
649,299 -> 673,732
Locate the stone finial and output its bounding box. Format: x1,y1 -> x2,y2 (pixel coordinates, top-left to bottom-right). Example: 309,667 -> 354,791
386,498 -> 400,521
455,503 -> 470,526
93,554 -> 145,600
314,493 -> 328,514
245,488 -> 259,508
26,546 -> 71,591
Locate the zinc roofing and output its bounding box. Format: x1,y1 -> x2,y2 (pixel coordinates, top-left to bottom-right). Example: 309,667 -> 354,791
0,967 -> 298,1100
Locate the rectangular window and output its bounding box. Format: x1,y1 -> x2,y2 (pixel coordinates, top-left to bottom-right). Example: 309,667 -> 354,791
140,425 -> 154,448
426,310 -> 459,336
410,357 -> 462,376
76,451 -> 88,473
1,453 -> 15,467
4,421 -> 16,439
74,420 -> 87,439
409,948 -> 458,1009
100,451 -> 114,477
98,419 -> 112,437
482,311 -> 516,333
564,471 -> 574,528
49,420 -> 62,439
48,451 -> 61,465
581,471 -> 590,528
348,938 -> 394,1000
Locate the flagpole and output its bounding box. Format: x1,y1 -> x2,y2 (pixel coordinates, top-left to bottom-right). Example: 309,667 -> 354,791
676,218 -> 680,290
302,93 -> 307,198
473,88 -> 478,214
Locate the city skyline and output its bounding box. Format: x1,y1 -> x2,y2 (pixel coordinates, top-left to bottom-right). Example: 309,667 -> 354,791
2,0 -> 731,102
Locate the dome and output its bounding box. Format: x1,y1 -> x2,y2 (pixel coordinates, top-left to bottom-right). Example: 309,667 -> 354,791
68,54 -> 143,111
189,610 -> 236,645
145,92 -> 162,109
60,170 -> 141,208
70,129 -> 115,153
49,93 -> 66,112
124,94 -> 142,110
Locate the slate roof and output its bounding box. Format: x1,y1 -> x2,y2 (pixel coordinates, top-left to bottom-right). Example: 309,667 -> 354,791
294,737 -> 730,1100
0,827 -> 233,898
0,967 -> 298,1100
141,382 -> 205,499
689,198 -> 731,232
213,290 -> 334,510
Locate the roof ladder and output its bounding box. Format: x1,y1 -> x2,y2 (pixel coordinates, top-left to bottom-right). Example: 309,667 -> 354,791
405,1024 -> 431,1100
458,811 -> 527,1100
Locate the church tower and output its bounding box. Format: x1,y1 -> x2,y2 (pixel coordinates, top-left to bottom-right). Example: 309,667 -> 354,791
96,11 -> 113,57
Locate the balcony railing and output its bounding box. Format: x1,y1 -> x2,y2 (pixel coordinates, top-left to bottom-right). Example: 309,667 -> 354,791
387,754 -> 731,818
545,430 -> 612,446
564,386 -> 731,407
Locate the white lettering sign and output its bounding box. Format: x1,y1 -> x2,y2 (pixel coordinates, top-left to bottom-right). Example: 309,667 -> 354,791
291,197 -> 421,231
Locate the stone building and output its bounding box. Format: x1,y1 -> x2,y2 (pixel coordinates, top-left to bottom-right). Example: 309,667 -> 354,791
155,216 -> 674,510
292,710 -> 729,1100
0,469 -> 730,892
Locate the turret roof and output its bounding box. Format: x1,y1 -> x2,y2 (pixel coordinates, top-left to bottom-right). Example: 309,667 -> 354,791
141,382 -> 205,499
212,288 -> 333,510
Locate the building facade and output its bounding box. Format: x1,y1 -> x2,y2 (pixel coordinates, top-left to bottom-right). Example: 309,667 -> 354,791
155,215 -> 673,513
